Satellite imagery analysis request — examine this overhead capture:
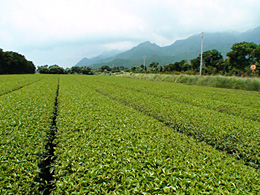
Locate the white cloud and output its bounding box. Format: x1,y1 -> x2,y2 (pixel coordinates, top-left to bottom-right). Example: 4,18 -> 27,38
0,0 -> 259,67
103,41 -> 137,51
1,0 -> 144,45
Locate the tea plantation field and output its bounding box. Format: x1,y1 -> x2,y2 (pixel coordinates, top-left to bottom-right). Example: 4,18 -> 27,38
1,74 -> 260,194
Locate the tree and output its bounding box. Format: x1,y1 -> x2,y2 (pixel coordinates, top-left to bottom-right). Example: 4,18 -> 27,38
48,65 -> 65,74
81,66 -> 93,75
191,56 -> 200,71
203,50 -> 223,69
111,66 -> 127,73
0,49 -> 7,74
253,44 -> 260,63
191,49 -> 223,74
0,50 -> 35,74
37,64 -> 64,74
158,66 -> 163,72
172,62 -> 182,72
131,66 -> 138,72
37,65 -> 49,74
140,64 -> 146,71
163,63 -> 174,72
37,65 -> 93,75
100,65 -> 111,72
227,42 -> 257,72
162,61 -> 191,72
148,61 -> 159,69
148,61 -> 159,72
70,66 -> 82,74
215,59 -> 230,74
179,60 -> 191,71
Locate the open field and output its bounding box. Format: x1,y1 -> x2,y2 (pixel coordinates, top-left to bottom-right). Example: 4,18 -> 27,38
1,74 -> 260,194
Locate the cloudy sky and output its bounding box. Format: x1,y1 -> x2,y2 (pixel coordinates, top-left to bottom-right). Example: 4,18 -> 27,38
1,0 -> 260,68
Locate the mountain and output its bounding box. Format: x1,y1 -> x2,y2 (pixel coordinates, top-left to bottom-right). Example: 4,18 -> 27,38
75,26 -> 260,68
74,57 -> 90,67
239,26 -> 260,43
83,41 -> 174,68
162,27 -> 260,61
162,32 -> 240,62
100,41 -> 172,68
116,41 -> 162,59
75,50 -> 123,67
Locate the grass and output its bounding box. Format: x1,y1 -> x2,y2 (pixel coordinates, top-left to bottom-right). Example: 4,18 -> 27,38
119,73 -> 260,92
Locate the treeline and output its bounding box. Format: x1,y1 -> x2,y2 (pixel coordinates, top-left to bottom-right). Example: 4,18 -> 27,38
130,42 -> 260,76
2,41 -> 259,76
37,65 -> 93,75
98,65 -> 129,73
37,64 -> 128,75
0,49 -> 35,74
38,42 -> 259,77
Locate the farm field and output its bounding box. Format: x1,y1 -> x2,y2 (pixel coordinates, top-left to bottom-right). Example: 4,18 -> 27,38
0,74 -> 260,194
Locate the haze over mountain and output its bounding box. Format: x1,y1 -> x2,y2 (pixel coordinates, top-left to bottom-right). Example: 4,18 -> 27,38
75,26 -> 260,68
74,50 -> 122,67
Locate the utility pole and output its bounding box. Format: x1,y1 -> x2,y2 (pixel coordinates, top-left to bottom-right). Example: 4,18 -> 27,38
143,55 -> 146,71
200,32 -> 203,76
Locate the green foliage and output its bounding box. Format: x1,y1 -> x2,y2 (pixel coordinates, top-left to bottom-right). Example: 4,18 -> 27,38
1,74 -> 260,194
95,42 -> 260,76
190,49 -> 224,74
37,65 -> 49,74
163,60 -> 190,72
131,65 -> 144,72
0,49 -> 35,74
0,75 -> 57,193
100,65 -> 111,72
92,76 -> 260,169
48,65 -> 65,74
69,66 -> 93,74
148,61 -> 159,69
52,75 -> 259,193
0,74 -> 41,96
117,76 -> 260,121
37,64 -> 65,74
253,44 -> 260,63
37,65 -> 93,75
227,42 -> 258,72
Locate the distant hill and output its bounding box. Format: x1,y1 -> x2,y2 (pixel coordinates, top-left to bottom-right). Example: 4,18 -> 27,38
74,50 -> 123,67
74,57 -> 90,67
75,26 -> 260,68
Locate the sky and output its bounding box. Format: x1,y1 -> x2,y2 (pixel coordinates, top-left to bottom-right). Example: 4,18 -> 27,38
1,0 -> 260,68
